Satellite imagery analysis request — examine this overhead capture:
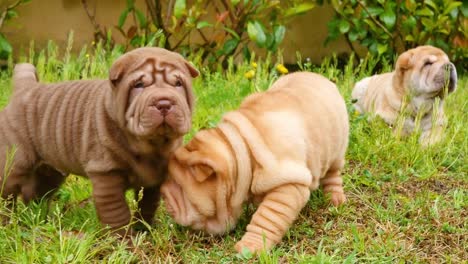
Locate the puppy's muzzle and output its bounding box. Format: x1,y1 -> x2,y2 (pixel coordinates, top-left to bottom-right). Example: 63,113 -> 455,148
444,63 -> 457,94
155,99 -> 173,116
160,180 -> 181,218
433,63 -> 457,97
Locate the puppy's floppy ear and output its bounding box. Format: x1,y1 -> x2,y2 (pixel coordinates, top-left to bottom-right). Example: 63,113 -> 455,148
395,50 -> 414,72
180,61 -> 199,112
109,59 -> 126,86
185,62 -> 199,78
173,146 -> 216,182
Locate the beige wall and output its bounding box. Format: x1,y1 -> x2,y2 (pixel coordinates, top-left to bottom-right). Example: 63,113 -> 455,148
3,0 -> 354,64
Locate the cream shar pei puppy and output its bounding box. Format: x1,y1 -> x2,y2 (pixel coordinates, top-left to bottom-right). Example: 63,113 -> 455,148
352,45 -> 457,145
161,72 -> 349,252
0,47 -> 199,234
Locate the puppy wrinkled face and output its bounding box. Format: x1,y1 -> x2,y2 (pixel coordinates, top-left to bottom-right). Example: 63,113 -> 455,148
161,129 -> 237,235
124,62 -> 191,137
399,46 -> 457,98
109,47 -> 198,141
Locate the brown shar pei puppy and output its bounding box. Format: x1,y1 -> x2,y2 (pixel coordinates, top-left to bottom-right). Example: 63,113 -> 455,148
161,72 -> 349,253
352,45 -> 457,145
0,47 -> 199,234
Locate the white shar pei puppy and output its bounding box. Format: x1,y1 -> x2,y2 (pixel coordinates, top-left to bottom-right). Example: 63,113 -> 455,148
352,45 -> 457,145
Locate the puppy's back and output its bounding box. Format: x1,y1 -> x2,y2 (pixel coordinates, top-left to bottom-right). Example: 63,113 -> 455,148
239,72 -> 349,180
4,65 -> 112,175
352,72 -> 394,114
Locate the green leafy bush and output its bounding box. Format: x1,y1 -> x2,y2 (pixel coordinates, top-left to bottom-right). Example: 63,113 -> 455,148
322,0 -> 467,68
84,0 -> 314,69
0,0 -> 31,61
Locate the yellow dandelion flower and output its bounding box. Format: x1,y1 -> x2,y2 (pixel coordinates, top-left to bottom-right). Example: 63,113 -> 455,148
354,110 -> 360,117
276,64 -> 288,74
251,62 -> 257,68
86,54 -> 90,58
244,70 -> 256,79
91,41 -> 95,46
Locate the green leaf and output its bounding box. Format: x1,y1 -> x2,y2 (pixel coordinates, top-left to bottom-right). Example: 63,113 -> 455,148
405,35 -> 415,42
421,18 -> 434,29
405,0 -> 417,12
174,0 -> 186,19
343,6 -> 355,15
126,0 -> 134,9
361,37 -> 373,47
223,27 -> 240,39
436,28 -> 449,35
0,34 -> 13,56
424,0 -> 437,10
285,3 -> 315,17
416,7 -> 434,17
135,9 -> 147,28
365,7 -> 384,17
325,19 -> 341,44
443,2 -> 462,15
231,0 -> 241,6
247,21 -> 266,47
357,27 -> 367,39
461,2 -> 468,17
21,0 -> 32,4
369,42 -> 378,54
377,44 -> 388,55
6,10 -> 18,20
339,20 -> 350,33
348,29 -> 359,41
380,8 -> 396,29
118,9 -> 130,28
130,36 -> 143,47
265,33 -> 275,51
242,46 -> 251,60
274,25 -> 286,45
402,16 -> 417,31
222,38 -> 239,55
196,21 -> 213,29
363,19 -> 378,32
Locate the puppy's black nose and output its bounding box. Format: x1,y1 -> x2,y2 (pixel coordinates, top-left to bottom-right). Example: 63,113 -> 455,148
444,63 -> 457,93
156,100 -> 173,115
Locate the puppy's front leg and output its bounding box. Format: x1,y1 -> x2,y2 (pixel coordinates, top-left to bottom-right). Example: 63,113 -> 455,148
419,112 -> 446,146
235,184 -> 310,253
420,127 -> 443,146
89,173 -> 131,235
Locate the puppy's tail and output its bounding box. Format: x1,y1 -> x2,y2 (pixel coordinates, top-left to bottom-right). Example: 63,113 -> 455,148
13,63 -> 39,92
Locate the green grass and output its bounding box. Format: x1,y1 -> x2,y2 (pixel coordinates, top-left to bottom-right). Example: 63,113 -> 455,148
0,42 -> 466,263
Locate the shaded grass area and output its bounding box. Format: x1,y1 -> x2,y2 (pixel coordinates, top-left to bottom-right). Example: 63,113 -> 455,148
0,42 -> 466,263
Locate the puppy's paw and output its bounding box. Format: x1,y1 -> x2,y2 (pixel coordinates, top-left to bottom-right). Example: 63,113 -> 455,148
235,240 -> 264,254
330,191 -> 346,206
235,232 -> 273,254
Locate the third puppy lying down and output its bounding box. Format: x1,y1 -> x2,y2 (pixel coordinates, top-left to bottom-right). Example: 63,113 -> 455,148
161,72 -> 349,252
352,45 -> 457,145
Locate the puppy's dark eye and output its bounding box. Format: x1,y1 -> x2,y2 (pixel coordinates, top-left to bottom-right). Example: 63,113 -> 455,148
175,80 -> 183,87
134,81 -> 144,88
